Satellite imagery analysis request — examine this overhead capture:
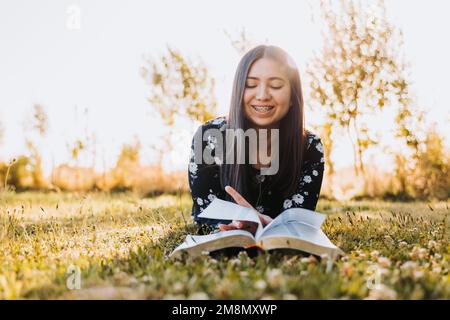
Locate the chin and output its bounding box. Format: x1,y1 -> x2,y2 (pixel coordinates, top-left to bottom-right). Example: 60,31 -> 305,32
247,116 -> 278,128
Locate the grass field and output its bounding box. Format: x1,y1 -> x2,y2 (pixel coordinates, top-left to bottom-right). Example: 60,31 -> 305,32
0,191 -> 448,299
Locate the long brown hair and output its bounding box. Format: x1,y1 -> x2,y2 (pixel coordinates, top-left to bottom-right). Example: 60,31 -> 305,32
220,45 -> 306,203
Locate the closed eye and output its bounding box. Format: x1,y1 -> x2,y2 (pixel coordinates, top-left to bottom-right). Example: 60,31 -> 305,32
245,85 -> 283,89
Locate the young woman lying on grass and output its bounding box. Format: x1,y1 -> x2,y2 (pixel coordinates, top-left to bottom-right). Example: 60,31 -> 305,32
188,45 -> 325,235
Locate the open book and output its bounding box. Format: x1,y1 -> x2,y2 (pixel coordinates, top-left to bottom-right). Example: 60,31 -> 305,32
170,198 -> 344,259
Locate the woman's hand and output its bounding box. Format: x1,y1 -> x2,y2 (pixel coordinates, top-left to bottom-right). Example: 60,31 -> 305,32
218,186 -> 273,234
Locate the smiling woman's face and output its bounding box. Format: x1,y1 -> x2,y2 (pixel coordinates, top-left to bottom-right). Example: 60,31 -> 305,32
243,57 -> 291,129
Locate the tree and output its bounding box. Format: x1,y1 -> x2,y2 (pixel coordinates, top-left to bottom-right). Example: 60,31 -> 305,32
224,28 -> 260,56
23,104 -> 49,189
141,46 -> 217,165
65,107 -> 96,168
112,139 -> 142,191
307,0 -> 412,176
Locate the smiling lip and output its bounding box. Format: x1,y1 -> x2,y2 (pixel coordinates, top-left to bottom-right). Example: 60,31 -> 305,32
251,105 -> 275,114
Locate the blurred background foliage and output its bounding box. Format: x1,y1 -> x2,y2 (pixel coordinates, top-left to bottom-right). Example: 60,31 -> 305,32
0,0 -> 448,201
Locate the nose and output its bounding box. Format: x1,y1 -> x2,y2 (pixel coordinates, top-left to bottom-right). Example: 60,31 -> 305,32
256,85 -> 271,101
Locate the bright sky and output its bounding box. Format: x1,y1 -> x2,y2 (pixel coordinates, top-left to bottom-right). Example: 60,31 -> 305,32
0,0 -> 449,175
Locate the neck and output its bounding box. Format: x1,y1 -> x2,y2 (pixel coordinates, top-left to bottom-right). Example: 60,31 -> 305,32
248,122 -> 279,170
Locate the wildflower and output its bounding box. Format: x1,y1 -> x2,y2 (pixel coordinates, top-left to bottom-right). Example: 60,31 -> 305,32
285,255 -> 299,266
238,250 -> 248,258
229,258 -> 241,266
401,261 -> 419,271
366,284 -> 397,300
141,275 -> 153,283
239,271 -> 248,278
432,265 -> 442,274
341,262 -> 353,277
320,253 -> 330,264
410,246 -> 427,260
188,292 -> 209,300
427,240 -> 439,250
356,250 -> 367,258
300,257 -> 310,264
164,294 -> 185,300
377,256 -> 391,268
413,270 -> 424,280
433,253 -> 442,260
254,279 -> 267,290
308,255 -> 318,264
398,241 -> 408,247
266,268 -> 283,288
370,250 -> 380,259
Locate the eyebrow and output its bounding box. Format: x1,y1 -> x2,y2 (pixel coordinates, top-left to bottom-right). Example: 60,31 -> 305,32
246,76 -> 286,81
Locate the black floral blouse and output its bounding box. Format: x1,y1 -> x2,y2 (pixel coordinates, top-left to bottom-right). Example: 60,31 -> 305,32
188,116 -> 325,228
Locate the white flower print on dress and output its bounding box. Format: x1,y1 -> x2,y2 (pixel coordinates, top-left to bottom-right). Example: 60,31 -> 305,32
316,142 -> 324,153
211,117 -> 226,125
189,162 -> 198,175
189,120 -> 324,226
207,135 -> 217,150
283,199 -> 293,209
303,175 -> 312,183
292,194 -> 304,204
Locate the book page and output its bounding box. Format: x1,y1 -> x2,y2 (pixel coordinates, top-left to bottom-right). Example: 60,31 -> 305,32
186,229 -> 255,246
170,229 -> 256,258
258,222 -> 336,249
197,198 -> 261,224
198,198 -> 264,236
257,208 -> 325,238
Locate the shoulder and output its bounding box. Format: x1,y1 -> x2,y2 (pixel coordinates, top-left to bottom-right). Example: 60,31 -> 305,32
200,116 -> 228,131
191,116 -> 228,152
304,130 -> 324,154
193,115 -> 228,140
